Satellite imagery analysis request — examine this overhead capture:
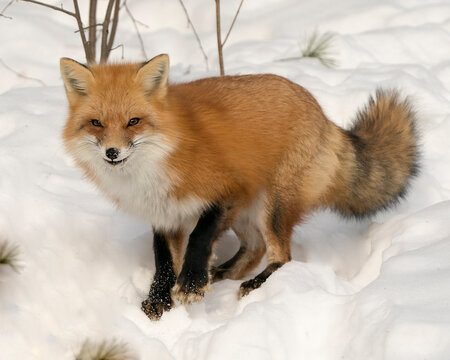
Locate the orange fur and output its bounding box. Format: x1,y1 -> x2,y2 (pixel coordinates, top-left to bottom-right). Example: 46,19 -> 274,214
60,55 -> 419,315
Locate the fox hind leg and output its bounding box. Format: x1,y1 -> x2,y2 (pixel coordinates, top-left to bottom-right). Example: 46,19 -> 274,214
239,196 -> 298,298
212,195 -> 267,282
212,219 -> 266,282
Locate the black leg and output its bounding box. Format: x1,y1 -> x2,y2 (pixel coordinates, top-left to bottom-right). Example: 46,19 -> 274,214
238,262 -> 283,298
175,204 -> 228,304
141,231 -> 176,321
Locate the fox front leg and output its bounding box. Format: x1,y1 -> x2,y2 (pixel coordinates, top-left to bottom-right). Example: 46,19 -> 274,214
174,204 -> 236,304
142,231 -> 181,321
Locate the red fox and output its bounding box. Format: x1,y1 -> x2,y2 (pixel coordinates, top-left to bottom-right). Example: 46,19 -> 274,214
60,54 -> 419,320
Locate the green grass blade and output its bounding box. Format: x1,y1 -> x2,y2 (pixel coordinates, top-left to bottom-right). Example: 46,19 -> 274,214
75,339 -> 135,360
0,240 -> 21,272
301,30 -> 338,68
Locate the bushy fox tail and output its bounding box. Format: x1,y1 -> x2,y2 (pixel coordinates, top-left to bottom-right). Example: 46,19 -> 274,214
332,90 -> 419,218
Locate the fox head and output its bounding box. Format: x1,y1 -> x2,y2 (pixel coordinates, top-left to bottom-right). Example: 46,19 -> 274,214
60,54 -> 174,174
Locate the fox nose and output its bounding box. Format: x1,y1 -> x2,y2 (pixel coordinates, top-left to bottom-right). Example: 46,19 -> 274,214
105,147 -> 120,160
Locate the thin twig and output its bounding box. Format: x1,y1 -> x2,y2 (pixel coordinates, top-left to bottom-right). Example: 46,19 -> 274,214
100,0 -> 115,63
74,23 -> 102,34
88,0 -> 97,61
0,0 -> 14,19
110,43 -> 124,60
21,0 -> 93,63
134,18 -> 149,28
215,0 -> 224,75
123,0 -> 147,59
106,0 -> 120,58
20,0 -> 75,17
177,0 -> 209,71
0,58 -> 46,86
221,0 -> 244,47
72,0 -> 91,63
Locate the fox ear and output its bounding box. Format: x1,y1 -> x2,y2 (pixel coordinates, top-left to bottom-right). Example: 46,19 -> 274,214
136,54 -> 169,98
60,58 -> 94,97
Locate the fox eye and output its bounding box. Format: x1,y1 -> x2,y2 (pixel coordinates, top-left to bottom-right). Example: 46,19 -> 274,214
128,117 -> 140,127
90,119 -> 103,127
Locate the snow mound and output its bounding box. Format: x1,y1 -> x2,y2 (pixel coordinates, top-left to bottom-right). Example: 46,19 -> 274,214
1,0 -> 449,359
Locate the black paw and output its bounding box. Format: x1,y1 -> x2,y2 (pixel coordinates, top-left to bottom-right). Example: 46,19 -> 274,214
238,262 -> 284,298
174,269 -> 210,305
141,289 -> 173,321
239,277 -> 265,298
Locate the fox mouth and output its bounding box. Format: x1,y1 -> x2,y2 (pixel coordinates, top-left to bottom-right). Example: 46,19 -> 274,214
105,157 -> 128,166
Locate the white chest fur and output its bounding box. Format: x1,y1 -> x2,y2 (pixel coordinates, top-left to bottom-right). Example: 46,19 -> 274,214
90,143 -> 206,232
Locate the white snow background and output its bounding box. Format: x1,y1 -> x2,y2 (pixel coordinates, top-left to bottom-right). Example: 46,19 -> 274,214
1,0 -> 450,359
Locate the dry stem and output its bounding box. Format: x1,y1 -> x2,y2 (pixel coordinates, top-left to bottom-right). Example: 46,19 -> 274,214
0,0 -> 14,19
88,0 -> 97,61
177,0 -> 209,71
0,58 -> 46,86
215,0 -> 245,76
123,0 -> 147,60
22,0 -> 122,63
106,0 -> 120,60
222,0 -> 244,47
215,0 -> 224,75
21,0 -> 75,17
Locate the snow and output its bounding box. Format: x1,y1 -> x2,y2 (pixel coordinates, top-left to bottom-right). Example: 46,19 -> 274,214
1,0 -> 450,359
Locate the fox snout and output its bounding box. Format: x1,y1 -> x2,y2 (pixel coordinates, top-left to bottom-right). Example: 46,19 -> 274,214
105,147 -> 120,160
102,145 -> 131,166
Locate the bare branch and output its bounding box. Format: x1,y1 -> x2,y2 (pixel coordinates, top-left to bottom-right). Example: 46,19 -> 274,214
21,0 -> 94,63
74,23 -> 102,34
134,18 -> 149,29
72,0 -> 92,63
100,0 -> 115,63
110,43 -> 124,60
20,0 -> 75,17
0,58 -> 46,86
222,0 -> 244,47
215,0 -> 224,75
88,0 -> 97,61
123,0 -> 147,59
177,0 -> 209,71
106,0 -> 120,59
0,0 -> 14,19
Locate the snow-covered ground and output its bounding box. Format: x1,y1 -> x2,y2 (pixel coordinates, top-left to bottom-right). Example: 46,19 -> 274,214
1,0 -> 450,359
